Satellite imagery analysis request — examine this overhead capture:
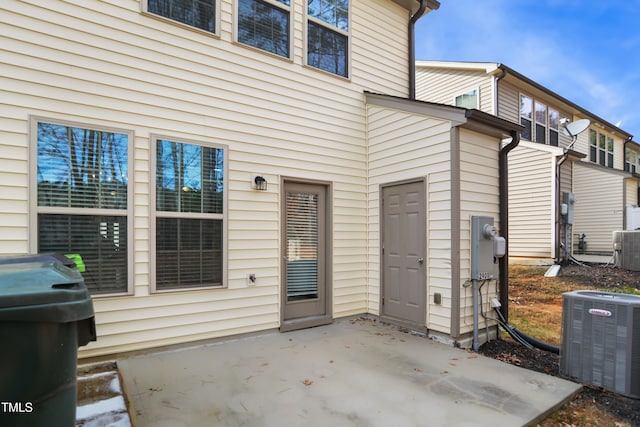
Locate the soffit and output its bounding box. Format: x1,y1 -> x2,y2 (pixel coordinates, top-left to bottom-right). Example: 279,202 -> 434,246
390,0 -> 440,13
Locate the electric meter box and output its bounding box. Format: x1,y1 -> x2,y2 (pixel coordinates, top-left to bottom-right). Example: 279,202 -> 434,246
563,192 -> 575,225
471,216 -> 498,280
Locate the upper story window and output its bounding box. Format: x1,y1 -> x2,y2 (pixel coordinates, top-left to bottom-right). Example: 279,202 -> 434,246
307,0 -> 349,77
33,119 -> 131,295
152,136 -> 226,291
520,94 -> 562,146
625,149 -> 639,174
548,108 -> 559,147
238,0 -> 291,58
589,129 -> 614,168
535,101 -> 547,144
146,0 -> 216,33
454,88 -> 479,109
520,95 -> 533,141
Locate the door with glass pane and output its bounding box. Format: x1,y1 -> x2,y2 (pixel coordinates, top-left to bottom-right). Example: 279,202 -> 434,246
281,181 -> 330,329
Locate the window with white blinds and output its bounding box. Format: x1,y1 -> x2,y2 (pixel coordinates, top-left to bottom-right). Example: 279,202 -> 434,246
286,192 -> 319,300
153,137 -> 225,291
146,0 -> 216,33
238,0 -> 290,58
35,120 -> 130,295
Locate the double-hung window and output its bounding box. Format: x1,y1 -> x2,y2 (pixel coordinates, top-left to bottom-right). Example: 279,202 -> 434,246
307,0 -> 349,77
534,101 -> 547,144
589,129 -> 614,168
33,118 -> 131,295
520,94 -> 563,146
238,0 -> 291,58
548,108 -> 559,147
520,95 -> 533,141
152,136 -> 226,291
146,0 -> 216,33
625,149 -> 639,174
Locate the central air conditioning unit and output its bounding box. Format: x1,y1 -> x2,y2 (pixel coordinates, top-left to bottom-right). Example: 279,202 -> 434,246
627,206 -> 640,231
560,290 -> 640,398
613,231 -> 640,271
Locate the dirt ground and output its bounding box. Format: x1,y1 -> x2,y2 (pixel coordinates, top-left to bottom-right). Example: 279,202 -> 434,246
479,263 -> 640,427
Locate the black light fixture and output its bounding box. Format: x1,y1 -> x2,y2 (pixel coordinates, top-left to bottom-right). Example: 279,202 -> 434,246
253,175 -> 267,191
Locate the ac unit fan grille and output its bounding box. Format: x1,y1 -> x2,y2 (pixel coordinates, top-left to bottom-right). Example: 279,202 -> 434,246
561,291 -> 640,399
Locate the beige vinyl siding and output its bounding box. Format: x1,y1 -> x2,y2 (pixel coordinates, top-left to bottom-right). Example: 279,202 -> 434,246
573,131 -> 590,159
559,160 -> 572,195
573,164 -> 623,254
366,104 -> 453,334
415,67 -> 494,112
497,81 -> 519,123
458,129 -> 500,336
508,142 -> 556,259
1,0 -> 410,357
0,122 -> 29,255
626,178 -> 639,207
353,0 -> 409,95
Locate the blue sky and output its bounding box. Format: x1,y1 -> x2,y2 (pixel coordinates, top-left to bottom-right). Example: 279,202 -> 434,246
415,0 -> 640,140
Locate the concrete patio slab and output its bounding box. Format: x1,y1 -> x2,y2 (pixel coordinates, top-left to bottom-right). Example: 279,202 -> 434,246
118,318 -> 581,427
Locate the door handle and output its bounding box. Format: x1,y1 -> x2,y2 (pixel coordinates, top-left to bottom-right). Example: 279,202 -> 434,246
417,258 -> 424,264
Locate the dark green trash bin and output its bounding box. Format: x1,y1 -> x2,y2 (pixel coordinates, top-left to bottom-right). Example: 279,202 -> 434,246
0,254 -> 96,427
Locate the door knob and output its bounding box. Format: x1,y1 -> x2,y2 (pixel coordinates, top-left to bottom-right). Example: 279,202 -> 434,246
417,258 -> 424,264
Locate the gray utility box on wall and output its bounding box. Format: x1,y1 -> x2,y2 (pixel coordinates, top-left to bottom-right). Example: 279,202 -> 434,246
560,290 -> 640,398
471,216 -> 497,280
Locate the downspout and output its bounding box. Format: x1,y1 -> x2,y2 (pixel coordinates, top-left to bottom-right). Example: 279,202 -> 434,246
494,67 -> 507,116
408,1 -> 431,99
498,130 -> 520,323
408,1 -> 427,100
624,136 -> 632,172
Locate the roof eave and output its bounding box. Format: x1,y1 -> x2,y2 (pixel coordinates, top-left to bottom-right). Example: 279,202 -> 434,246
391,0 -> 440,13
497,64 -> 633,139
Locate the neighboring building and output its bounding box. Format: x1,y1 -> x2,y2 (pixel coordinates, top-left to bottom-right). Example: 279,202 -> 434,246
1,0 -> 522,356
415,61 -> 639,261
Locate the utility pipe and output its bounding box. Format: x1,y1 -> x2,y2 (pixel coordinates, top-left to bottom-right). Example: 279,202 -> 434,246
472,279 -> 479,351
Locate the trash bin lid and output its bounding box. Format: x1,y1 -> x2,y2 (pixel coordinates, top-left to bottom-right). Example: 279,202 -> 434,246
0,255 -> 95,323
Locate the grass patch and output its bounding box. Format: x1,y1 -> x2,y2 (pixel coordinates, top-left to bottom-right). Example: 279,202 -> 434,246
507,264 -> 638,346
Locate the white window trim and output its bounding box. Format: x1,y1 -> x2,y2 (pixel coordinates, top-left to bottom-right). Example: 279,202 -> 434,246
149,134 -> 228,293
519,93 -> 533,140
589,129 -> 615,168
28,116 -> 135,297
304,0 -> 352,79
453,87 -> 479,109
519,93 -> 568,146
233,0 -> 294,61
141,0 -> 221,38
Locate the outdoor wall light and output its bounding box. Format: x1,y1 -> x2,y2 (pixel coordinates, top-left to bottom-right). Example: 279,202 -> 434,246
253,175 -> 267,191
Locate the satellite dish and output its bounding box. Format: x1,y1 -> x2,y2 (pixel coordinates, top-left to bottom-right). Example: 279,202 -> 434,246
562,119 -> 591,138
